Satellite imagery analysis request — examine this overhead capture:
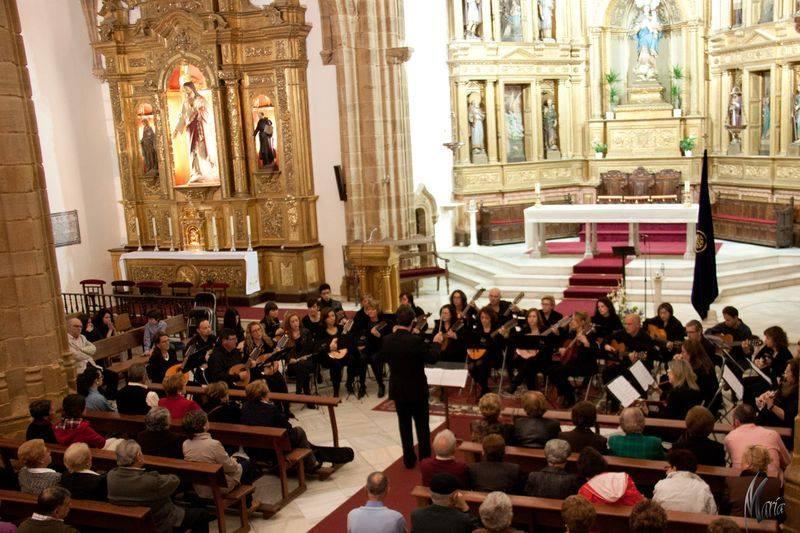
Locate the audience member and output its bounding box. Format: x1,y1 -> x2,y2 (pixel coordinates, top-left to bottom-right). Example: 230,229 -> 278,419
512,391 -> 560,448
419,429 -> 469,488
346,472 -> 406,533
724,403 -> 790,478
85,308 -> 116,343
672,406 -> 725,466
608,408 -> 665,460
107,440 -> 210,533
706,517 -> 742,533
116,363 -> 158,415
66,317 -> 100,375
410,473 -> 480,533
468,434 -> 520,493
475,491 -> 521,533
136,407 -> 182,459
17,439 -> 60,495
53,395 -> 105,449
203,381 -> 242,424
561,494 -> 596,533
58,443 -> 106,501
722,444 -> 782,516
25,400 -> 56,444
157,373 -> 201,420
147,332 -> 178,386
577,447 -> 644,506
558,401 -> 607,454
77,368 -> 115,413
470,393 -> 512,443
524,438 -> 580,499
142,309 -> 167,355
652,449 -> 716,514
16,486 -> 76,533
629,499 -> 668,533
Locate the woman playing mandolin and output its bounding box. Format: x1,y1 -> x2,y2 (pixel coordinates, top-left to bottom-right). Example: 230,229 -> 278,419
547,312 -> 599,408
316,307 -> 355,398
465,307 -> 510,398
431,304 -> 467,363
283,311 -> 318,403
506,308 -> 552,394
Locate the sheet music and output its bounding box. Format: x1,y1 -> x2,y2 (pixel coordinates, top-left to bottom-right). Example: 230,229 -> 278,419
746,358 -> 772,384
607,376 -> 641,408
425,368 -> 468,388
722,365 -> 744,402
629,360 -> 654,390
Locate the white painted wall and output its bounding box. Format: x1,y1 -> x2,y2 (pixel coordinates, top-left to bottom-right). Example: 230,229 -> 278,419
18,1 -> 124,293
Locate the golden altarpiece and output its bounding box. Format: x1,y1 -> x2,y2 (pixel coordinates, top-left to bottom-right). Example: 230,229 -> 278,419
93,0 -> 323,301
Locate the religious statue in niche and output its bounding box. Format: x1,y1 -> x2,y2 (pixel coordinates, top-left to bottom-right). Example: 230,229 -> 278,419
759,0 -> 774,23
167,64 -> 220,187
501,0 -> 523,42
727,86 -> 743,127
732,0 -> 743,26
464,0 -> 482,39
136,103 -> 158,177
504,86 -> 526,162
251,95 -> 279,170
468,92 -> 488,164
538,0 -> 555,40
792,81 -> 800,143
542,97 -> 560,158
761,97 -> 771,140
631,0 -> 662,82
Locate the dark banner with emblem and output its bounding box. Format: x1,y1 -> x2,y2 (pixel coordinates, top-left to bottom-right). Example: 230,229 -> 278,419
691,150 -> 718,319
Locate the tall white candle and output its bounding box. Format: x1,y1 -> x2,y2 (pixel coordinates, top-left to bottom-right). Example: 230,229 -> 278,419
229,215 -> 235,240
134,217 -> 141,240
167,216 -> 174,239
151,218 -> 158,239
684,180 -> 690,194
246,215 -> 252,238
535,182 -> 541,194
212,217 -> 218,249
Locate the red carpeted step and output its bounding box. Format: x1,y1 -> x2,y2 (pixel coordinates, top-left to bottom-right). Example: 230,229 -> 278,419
572,257 -> 625,274
569,273 -> 622,287
563,285 -> 616,299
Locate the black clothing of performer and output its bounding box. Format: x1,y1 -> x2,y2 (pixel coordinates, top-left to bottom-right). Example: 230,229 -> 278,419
465,324 -> 504,397
591,313 -> 623,341
260,317 -> 282,339
207,345 -> 245,387
705,319 -> 753,365
301,315 -> 323,339
548,330 -> 600,406
602,328 -> 657,406
285,328 -> 317,396
643,315 -> 685,359
540,309 -> 564,331
183,333 -> 217,385
147,346 -> 178,385
355,315 -> 393,397
508,325 -> 553,392
757,385 -> 799,429
430,320 -> 467,364
488,300 -> 513,324
244,338 -> 291,415
253,116 -> 275,166
661,383 -> 704,420
383,328 -> 439,468
317,325 -> 355,397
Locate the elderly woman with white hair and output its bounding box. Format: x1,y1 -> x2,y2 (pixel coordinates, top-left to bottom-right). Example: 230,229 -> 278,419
419,429 -> 470,488
59,442 -> 107,501
475,491 -> 522,533
524,438 -> 580,499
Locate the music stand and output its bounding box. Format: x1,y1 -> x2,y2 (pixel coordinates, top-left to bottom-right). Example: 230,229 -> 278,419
611,245 -> 636,289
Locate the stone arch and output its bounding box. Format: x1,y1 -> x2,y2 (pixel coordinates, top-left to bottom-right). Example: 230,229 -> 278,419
413,184 -> 438,237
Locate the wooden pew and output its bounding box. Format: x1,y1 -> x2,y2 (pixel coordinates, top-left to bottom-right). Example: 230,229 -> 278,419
97,315 -> 187,369
82,410 -> 310,512
457,441 -> 737,495
0,489 -> 153,532
0,438 -> 251,533
500,407 -> 792,442
410,486 -> 778,533
147,383 -> 343,447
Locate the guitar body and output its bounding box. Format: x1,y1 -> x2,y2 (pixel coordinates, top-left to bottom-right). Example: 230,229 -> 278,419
229,364 -> 250,388
328,348 -> 348,360
515,348 -> 539,360
608,339 -> 647,365
164,363 -> 190,385
647,324 -> 668,342
467,348 -> 487,361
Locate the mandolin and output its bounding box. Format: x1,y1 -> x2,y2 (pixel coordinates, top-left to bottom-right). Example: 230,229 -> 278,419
412,312 -> 432,333
554,324 -> 596,365
467,318 -> 517,361
544,314 -> 572,336
165,344 -> 210,385
439,319 -> 465,351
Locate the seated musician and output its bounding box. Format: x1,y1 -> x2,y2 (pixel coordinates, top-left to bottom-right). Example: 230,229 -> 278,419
147,332 -> 179,386
259,301 -> 282,338
675,339 -> 719,412
465,307 -> 506,398
591,297 -> 622,341
756,356 -> 799,428
354,297 -> 392,399
539,295 -> 564,331
657,359 -> 703,420
643,302 -> 684,359
207,328 -> 248,388
182,319 -> 217,385
601,314 -> 658,407
400,292 -> 427,328
318,282 -> 344,313
301,298 -> 323,337
431,304 -> 467,364
283,311 -> 317,401
449,289 -> 474,323
486,287 -> 519,321
704,305 -> 753,364
221,308 -> 245,345
243,321 -> 291,415
507,308 -> 553,395
548,311 -> 599,408
745,326 -> 794,405
317,306 -> 355,398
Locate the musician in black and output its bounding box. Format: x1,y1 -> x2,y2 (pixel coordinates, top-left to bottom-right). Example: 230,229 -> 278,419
677,339 -> 720,412
756,357 -> 799,428
507,308 -> 553,394
243,321 -> 290,415
207,328 -> 248,388
547,311 -> 599,407
704,306 -> 752,364
602,313 -> 658,405
744,326 -> 793,406
450,289 -> 476,324
487,287 -> 519,323
539,296 -> 563,331
301,298 -> 323,338
431,304 -> 466,363
183,319 -> 217,384
147,332 -> 178,385
352,294 -> 371,332
283,311 -> 318,403
643,302 -> 685,359
591,296 -> 623,341
465,307 -> 507,398
354,297 -> 392,398
260,301 -> 283,338
685,320 -> 720,366
658,359 -> 703,420
317,307 -> 355,398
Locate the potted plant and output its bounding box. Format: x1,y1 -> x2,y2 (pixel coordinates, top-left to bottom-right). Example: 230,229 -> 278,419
605,71 -> 621,119
680,135 -> 696,157
592,140 -> 608,159
671,65 -> 684,117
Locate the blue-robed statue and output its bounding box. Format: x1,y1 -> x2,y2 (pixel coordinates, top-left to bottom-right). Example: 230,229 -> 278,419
631,0 -> 662,82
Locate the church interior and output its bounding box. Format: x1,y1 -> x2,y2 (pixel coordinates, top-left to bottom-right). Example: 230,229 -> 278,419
2,0 -> 800,531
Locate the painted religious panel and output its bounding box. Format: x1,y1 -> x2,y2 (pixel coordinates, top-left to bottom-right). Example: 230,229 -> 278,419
167,64 -> 220,187
252,94 -> 279,170
500,0 -> 523,42
504,85 -> 526,162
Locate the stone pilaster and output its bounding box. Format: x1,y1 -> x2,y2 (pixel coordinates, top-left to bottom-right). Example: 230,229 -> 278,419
0,0 -> 70,435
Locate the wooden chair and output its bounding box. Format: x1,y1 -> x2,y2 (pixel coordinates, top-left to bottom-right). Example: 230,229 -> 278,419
111,280 -> 137,294
80,279 -> 107,315
599,170 -> 627,196
627,167 -> 655,199
199,281 -> 230,316
168,281 -> 194,296
136,280 -> 164,296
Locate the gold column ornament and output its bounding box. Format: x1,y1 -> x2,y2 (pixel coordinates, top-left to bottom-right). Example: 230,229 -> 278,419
345,244 -> 400,313
220,70 -> 248,197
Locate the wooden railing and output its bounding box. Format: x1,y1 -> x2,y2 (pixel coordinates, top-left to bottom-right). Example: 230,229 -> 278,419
62,292 -> 194,325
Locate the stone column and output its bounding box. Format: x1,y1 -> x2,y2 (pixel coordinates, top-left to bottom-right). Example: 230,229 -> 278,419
485,81 -> 498,163
770,64 -> 780,156
521,0 -> 534,42
525,83 -> 537,161
453,0 -> 465,40
485,0 -> 496,41
742,69 -> 752,154
220,71 -> 248,197
0,0 -> 70,435
457,82 -> 470,164
320,0 -> 415,242
558,79 -> 573,158
709,71 -> 722,152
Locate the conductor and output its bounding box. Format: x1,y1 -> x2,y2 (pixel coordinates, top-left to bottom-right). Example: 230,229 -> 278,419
384,304 -> 440,468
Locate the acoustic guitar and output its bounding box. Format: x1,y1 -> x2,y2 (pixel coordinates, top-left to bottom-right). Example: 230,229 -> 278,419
502,292 -> 525,317
646,324 -> 684,351
515,315 -> 570,360
706,334 -> 763,350
467,318 -> 517,361
554,324 -> 595,365
412,312 -> 432,333
606,339 -> 648,365
165,344 -> 211,385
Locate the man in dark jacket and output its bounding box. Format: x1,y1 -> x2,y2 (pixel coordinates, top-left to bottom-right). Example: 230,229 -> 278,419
206,328 -> 247,387
410,473 -> 480,533
17,486 -> 77,533
384,304 -> 439,468
525,438 -> 581,499
116,364 -> 157,415
467,434 -> 521,493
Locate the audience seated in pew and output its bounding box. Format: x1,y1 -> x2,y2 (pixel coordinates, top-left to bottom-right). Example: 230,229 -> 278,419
106,439 -> 211,533
475,491 -> 522,533
54,395 -> 105,449
147,332 -> 179,386
707,517 -> 744,533
136,407 -> 183,459
58,443 -> 106,502
722,444 -> 782,517
561,494 -> 596,533
142,309 -> 168,356
420,429 -> 469,489
557,401 -> 608,454
577,447 -> 644,506
608,407 -> 665,460
671,406 -> 726,467
468,434 -> 521,494
116,364 -> 158,415
25,400 -> 56,445
410,473 -> 481,533
513,391 -> 560,449
470,393 -> 513,444
77,368 -> 115,413
524,438 -> 580,500
724,403 -> 790,479
16,486 -> 76,533
629,499 -> 668,533
652,449 -> 717,514
346,472 -> 407,533
157,373 -> 201,420
203,381 -> 242,424
17,439 -> 60,495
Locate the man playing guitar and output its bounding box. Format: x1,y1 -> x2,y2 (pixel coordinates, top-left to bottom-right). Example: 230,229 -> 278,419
207,328 -> 249,388
602,313 -> 658,408
179,319 -> 216,385
547,312 -> 599,407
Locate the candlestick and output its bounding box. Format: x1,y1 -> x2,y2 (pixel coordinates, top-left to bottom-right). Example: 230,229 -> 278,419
151,218 -> 159,251
246,215 -> 253,251
229,215 -> 236,252
212,217 -> 219,252
167,216 -> 174,251
535,182 -> 541,194
683,180 -> 692,206
534,182 -> 542,207
135,217 -> 143,251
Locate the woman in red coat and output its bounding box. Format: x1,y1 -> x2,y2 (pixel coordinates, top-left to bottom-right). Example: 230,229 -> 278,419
576,447 -> 644,506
